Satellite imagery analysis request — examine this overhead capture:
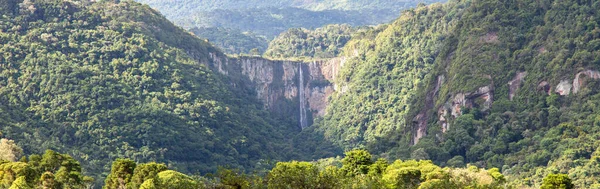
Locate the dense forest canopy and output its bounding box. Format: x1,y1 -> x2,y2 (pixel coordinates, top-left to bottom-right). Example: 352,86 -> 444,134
1,0 -> 600,188
301,0 -> 600,188
189,27 -> 268,55
133,0 -> 445,20
264,24 -> 369,60
133,0 -> 445,55
0,0 -> 303,185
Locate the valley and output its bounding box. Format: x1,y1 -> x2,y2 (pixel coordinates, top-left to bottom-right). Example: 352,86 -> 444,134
1,0 -> 599,188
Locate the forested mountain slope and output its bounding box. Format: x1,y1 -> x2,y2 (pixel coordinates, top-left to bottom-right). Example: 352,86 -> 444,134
0,0 -> 306,183
3,0 -> 600,188
307,1 -> 468,154
181,7 -> 400,55
134,0 -> 444,20
304,0 -> 600,187
264,24 -> 368,60
134,0 -> 447,55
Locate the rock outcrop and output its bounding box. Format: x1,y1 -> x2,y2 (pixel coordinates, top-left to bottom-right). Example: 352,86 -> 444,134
555,80 -> 572,96
436,85 -> 493,132
203,53 -> 343,129
508,72 -> 527,100
413,75 -> 444,144
573,70 -> 600,94
537,81 -> 551,95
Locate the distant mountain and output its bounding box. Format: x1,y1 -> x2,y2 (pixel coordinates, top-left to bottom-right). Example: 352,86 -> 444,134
0,0 -> 306,185
4,0 -> 600,188
134,0 -> 446,54
189,27 -> 269,55
265,24 -> 369,60
186,7 -> 391,38
135,0 -> 444,19
301,0 -> 600,187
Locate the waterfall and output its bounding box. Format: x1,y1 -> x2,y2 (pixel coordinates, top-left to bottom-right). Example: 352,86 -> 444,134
298,64 -> 307,129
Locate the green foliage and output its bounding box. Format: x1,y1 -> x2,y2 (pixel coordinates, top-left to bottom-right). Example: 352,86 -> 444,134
383,167 -> 421,189
368,158 -> 389,176
0,150 -> 91,189
215,168 -> 251,189
310,0 -> 469,154
265,24 -> 364,60
341,149 -> 373,176
183,7 -> 399,39
9,176 -> 32,189
541,174 -> 574,189
0,0 -> 21,16
267,161 -> 320,189
0,0 -> 304,185
135,0 -> 443,17
154,170 -> 198,189
95,149 -> 504,189
104,159 -> 136,189
128,162 -> 167,189
190,27 -> 268,55
134,0 -> 442,32
138,179 -> 157,189
303,0 -> 600,187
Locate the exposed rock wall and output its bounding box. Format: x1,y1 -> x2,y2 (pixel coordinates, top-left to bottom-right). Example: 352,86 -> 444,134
203,53 -> 343,129
412,69 -> 600,144
508,72 -> 527,100
573,70 -> 600,94
413,75 -> 444,144
553,70 -> 600,96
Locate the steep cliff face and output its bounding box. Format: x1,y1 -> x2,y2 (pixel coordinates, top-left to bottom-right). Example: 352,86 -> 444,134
203,52 -> 343,129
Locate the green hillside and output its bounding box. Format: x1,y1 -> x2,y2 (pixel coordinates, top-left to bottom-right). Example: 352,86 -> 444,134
189,27 -> 268,55
264,24 -> 369,60
0,0 -> 300,184
306,0 -> 600,187
307,1 -> 466,153
134,0 -> 444,20
133,0 -> 445,55
183,7 -> 396,39
2,0 -> 600,188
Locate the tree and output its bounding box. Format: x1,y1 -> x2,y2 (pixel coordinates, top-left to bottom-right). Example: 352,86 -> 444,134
267,161 -> 319,189
341,149 -> 373,176
249,48 -> 261,56
0,139 -> 23,162
154,170 -> 198,189
410,148 -> 430,160
217,168 -> 250,189
104,159 -> 136,189
446,156 -> 465,167
541,174 -> 574,189
0,0 -> 20,16
40,172 -> 59,189
368,158 -> 389,175
0,162 -> 36,188
382,167 -> 421,189
9,176 -> 32,189
128,162 -> 168,189
139,179 -> 157,189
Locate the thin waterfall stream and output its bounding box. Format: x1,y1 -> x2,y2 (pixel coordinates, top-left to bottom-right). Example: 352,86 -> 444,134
298,64 -> 307,129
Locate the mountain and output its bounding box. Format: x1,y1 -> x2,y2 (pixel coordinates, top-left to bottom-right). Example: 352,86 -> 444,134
264,24 -> 369,60
3,0 -> 600,188
184,7 -> 394,38
0,0 -> 330,184
134,0 -> 446,55
189,27 -> 268,55
134,0 -> 444,20
298,0 -> 600,187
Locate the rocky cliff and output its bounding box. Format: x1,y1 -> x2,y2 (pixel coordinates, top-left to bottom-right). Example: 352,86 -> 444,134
202,52 -> 344,129
413,69 -> 600,143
